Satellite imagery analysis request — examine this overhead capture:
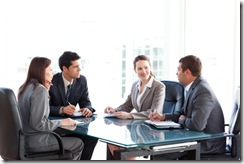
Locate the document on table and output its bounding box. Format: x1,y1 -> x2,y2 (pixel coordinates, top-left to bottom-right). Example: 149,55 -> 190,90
67,111 -> 83,118
75,120 -> 86,125
144,120 -> 181,129
103,113 -> 117,118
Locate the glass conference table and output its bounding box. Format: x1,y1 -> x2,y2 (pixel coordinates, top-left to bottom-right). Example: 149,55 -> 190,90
50,115 -> 225,160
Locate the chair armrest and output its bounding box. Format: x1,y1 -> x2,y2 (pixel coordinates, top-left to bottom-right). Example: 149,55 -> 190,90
19,130 -> 65,159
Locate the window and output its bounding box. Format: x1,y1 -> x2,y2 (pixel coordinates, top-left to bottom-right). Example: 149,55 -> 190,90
0,0 -> 239,122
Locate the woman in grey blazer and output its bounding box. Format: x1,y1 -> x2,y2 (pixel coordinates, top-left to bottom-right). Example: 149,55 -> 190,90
104,55 -> 165,159
18,57 -> 83,160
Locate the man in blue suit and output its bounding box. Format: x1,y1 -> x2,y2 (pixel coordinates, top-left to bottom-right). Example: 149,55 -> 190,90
150,55 -> 226,160
49,51 -> 98,160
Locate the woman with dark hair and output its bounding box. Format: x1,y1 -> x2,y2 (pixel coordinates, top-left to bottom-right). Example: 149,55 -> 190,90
104,55 -> 165,160
18,57 -> 84,160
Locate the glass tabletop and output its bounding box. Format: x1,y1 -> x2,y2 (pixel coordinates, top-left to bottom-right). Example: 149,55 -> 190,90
50,115 -> 225,148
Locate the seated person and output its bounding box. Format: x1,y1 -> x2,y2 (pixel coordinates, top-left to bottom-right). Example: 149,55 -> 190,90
150,55 -> 226,160
104,55 -> 165,160
18,57 -> 83,160
49,51 -> 98,160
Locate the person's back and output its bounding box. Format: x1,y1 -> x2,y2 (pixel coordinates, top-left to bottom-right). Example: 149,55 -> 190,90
18,81 -> 60,152
150,55 -> 226,159
18,57 -> 83,160
182,76 -> 226,154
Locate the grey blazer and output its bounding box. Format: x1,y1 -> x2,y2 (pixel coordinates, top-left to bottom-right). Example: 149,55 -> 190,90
165,76 -> 226,154
116,78 -> 165,119
18,80 -> 60,152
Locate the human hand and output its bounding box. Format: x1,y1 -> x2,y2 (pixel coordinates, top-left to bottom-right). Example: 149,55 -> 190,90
104,106 -> 116,114
113,111 -> 132,119
63,103 -> 76,115
61,124 -> 77,131
79,108 -> 92,117
179,115 -> 186,121
149,112 -> 164,122
60,118 -> 76,126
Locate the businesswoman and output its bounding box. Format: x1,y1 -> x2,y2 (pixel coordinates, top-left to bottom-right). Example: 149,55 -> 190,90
104,55 -> 165,160
17,57 -> 84,160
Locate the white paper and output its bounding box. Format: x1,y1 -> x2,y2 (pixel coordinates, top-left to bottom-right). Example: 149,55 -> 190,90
144,120 -> 181,129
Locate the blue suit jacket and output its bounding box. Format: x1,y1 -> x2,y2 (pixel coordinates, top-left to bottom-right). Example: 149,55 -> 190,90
165,76 -> 226,154
49,73 -> 95,117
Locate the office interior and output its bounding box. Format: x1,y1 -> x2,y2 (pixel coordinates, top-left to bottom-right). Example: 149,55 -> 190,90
0,0 -> 240,160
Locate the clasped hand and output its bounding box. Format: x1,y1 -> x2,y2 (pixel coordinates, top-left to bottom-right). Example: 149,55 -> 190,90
104,106 -> 132,119
149,111 -> 164,121
63,104 -> 92,117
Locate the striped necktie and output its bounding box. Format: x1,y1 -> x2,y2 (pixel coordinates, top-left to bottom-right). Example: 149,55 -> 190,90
66,84 -> 72,105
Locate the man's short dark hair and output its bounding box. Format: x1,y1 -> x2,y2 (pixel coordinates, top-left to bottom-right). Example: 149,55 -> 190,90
59,51 -> 81,71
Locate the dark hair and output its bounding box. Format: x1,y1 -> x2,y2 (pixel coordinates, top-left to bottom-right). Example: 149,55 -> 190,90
59,51 -> 81,71
18,57 -> 51,98
133,55 -> 155,78
179,55 -> 202,77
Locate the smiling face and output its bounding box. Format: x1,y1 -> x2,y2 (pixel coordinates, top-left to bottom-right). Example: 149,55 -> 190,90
134,59 -> 151,82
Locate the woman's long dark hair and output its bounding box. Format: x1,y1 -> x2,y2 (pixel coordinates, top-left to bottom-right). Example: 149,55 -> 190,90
18,57 -> 51,98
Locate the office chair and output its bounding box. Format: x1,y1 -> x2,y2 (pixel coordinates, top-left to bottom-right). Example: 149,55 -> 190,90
201,86 -> 241,160
161,80 -> 185,114
0,87 -> 73,160
144,80 -> 185,160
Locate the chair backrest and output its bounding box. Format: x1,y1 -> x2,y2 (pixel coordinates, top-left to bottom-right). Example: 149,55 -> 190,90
228,86 -> 240,157
229,86 -> 240,134
0,88 -> 22,160
161,80 -> 184,114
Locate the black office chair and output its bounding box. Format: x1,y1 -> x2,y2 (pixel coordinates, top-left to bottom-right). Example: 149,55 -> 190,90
145,80 -> 185,160
0,87 -> 73,160
161,80 -> 185,114
201,86 -> 241,160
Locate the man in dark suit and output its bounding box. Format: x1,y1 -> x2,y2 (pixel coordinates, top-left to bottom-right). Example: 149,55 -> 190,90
49,51 -> 98,160
150,55 -> 226,160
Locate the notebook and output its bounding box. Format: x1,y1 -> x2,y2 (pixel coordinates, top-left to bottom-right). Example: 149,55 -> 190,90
66,111 -> 83,118
144,120 -> 181,129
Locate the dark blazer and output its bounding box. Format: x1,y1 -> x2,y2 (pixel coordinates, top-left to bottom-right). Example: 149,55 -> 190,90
49,73 -> 95,117
165,76 -> 226,154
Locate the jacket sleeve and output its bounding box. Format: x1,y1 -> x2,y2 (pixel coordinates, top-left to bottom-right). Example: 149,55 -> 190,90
30,86 -> 60,132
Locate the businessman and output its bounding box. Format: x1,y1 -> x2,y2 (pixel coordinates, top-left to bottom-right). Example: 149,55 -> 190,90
49,51 -> 98,160
150,55 -> 226,160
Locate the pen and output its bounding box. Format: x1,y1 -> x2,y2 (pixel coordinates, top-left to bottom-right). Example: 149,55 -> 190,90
151,108 -> 157,114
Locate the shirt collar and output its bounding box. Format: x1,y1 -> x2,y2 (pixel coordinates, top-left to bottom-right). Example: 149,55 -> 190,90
185,81 -> 194,91
62,74 -> 73,88
136,76 -> 154,88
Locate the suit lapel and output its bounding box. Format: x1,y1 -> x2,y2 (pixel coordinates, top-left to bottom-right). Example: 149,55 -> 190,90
183,76 -> 202,113
57,74 -> 66,105
132,86 -> 140,110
